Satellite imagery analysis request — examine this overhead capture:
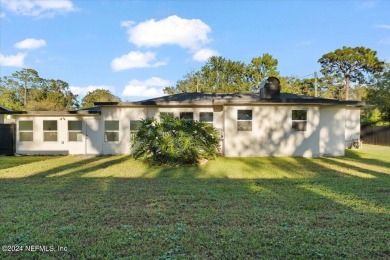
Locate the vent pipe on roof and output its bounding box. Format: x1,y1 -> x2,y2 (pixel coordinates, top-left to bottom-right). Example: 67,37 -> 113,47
260,77 -> 281,99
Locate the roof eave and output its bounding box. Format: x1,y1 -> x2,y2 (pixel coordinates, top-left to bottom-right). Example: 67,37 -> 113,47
4,110 -> 101,116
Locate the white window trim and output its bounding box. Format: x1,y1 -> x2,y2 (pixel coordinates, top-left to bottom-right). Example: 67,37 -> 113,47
43,120 -> 58,142
237,110 -> 253,131
19,120 -> 33,142
68,121 -> 83,142
291,109 -> 308,131
104,120 -> 119,142
199,112 -> 214,126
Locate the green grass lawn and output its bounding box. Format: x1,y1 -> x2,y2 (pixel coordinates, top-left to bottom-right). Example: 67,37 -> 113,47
0,144 -> 389,259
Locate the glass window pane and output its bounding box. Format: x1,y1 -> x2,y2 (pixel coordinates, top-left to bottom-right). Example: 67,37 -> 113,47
43,120 -> 57,131
105,132 -> 119,142
68,121 -> 82,131
200,112 -> 213,122
105,121 -> 119,131
292,121 -> 307,131
238,110 -> 252,120
44,132 -> 58,141
292,110 -> 307,120
20,132 -> 33,141
180,112 -> 193,120
130,120 -> 142,131
69,132 -> 83,141
19,120 -> 33,131
237,121 -> 252,131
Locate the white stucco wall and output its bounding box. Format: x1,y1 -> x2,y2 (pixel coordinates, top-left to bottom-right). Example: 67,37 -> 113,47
14,104 -> 359,157
223,105 -> 321,157
100,106 -> 223,155
319,107 -> 346,156
16,115 -> 100,155
345,108 -> 361,148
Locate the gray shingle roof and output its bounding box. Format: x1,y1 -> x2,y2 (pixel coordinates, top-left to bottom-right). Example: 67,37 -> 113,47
128,92 -> 366,107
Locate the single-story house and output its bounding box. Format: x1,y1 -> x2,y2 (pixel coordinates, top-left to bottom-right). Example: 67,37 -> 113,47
1,78 -> 365,157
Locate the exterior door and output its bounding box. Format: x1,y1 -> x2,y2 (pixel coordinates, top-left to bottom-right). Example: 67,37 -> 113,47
85,118 -> 102,154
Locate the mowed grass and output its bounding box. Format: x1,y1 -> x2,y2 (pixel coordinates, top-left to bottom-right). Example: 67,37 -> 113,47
0,145 -> 389,259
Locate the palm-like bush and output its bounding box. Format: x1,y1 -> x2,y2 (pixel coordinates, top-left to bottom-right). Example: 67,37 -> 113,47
131,114 -> 220,165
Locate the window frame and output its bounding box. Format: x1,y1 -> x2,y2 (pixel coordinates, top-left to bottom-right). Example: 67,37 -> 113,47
199,112 -> 214,126
291,109 -> 307,131
104,120 -> 119,142
43,120 -> 58,142
68,120 -> 83,142
180,112 -> 194,120
237,110 -> 253,131
19,120 -> 33,142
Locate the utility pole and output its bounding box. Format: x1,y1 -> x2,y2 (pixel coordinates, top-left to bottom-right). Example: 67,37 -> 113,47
314,72 -> 318,97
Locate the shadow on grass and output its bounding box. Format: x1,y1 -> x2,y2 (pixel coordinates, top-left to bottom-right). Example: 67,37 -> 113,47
1,152 -> 389,259
0,156 -> 59,171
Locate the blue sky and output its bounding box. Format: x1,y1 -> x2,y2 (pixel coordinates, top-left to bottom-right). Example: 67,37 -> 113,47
1,0 -> 389,101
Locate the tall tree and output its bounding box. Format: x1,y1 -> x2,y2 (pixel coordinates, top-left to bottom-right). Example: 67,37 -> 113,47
247,53 -> 279,91
81,89 -> 121,108
0,68 -> 79,111
318,46 -> 384,100
163,54 -> 279,94
366,65 -> 390,124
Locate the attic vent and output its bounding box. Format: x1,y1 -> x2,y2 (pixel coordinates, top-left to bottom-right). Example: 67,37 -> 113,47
260,77 -> 281,99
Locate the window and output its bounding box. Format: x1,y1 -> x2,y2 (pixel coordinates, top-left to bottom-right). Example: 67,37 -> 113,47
105,120 -> 119,142
200,112 -> 213,125
68,121 -> 83,142
180,112 -> 193,120
19,120 -> 33,141
292,110 -> 307,131
237,110 -> 252,131
130,120 -> 142,139
43,120 -> 58,141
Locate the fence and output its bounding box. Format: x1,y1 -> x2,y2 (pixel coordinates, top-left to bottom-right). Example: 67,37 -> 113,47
361,126 -> 390,146
0,124 -> 16,155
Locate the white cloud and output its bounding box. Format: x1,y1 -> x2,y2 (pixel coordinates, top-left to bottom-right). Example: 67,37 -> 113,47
296,40 -> 313,47
69,85 -> 115,97
122,77 -> 170,98
192,48 -> 219,62
14,38 -> 47,49
0,53 -> 26,67
1,0 -> 76,17
374,24 -> 390,29
111,51 -> 167,72
122,15 -> 211,50
0,12 -> 6,18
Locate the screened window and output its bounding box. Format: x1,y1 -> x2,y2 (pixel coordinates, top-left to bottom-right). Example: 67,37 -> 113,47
68,121 -> 83,142
200,112 -> 213,125
237,110 -> 252,131
105,120 -> 119,142
130,120 -> 142,139
43,120 -> 58,141
292,110 -> 307,131
180,112 -> 194,120
19,120 -> 33,142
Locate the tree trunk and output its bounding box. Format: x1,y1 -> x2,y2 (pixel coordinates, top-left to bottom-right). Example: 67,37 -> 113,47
345,75 -> 350,100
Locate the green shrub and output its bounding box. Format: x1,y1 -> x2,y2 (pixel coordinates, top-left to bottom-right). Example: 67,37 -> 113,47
131,114 -> 220,165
